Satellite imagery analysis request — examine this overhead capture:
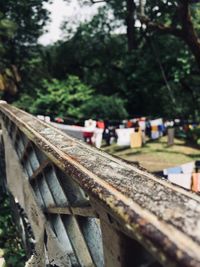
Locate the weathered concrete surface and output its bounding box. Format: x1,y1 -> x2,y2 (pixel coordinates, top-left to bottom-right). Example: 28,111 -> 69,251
1,104 -> 200,267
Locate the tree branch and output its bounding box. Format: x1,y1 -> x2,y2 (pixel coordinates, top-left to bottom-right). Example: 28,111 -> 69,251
126,0 -> 136,51
178,1 -> 200,68
90,0 -> 108,3
140,16 -> 183,38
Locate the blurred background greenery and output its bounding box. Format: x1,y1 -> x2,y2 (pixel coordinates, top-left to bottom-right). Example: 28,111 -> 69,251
0,0 -> 199,122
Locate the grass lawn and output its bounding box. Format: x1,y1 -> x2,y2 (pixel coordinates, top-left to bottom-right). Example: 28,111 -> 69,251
102,136 -> 200,173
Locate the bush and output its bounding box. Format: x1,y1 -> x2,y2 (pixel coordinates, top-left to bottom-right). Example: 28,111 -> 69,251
14,76 -> 129,121
14,75 -> 93,118
81,95 -> 128,120
13,94 -> 36,113
187,127 -> 200,145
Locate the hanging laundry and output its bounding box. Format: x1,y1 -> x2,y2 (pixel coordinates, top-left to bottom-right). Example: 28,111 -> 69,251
151,131 -> 159,139
162,161 -> 200,191
150,118 -> 163,139
45,116 -> 51,123
139,120 -> 146,131
192,173 -> 200,192
151,118 -> 163,126
192,161 -> 200,192
130,131 -> 142,148
97,121 -> 105,129
83,131 -> 93,144
163,166 -> 182,176
151,125 -> 158,132
92,128 -> 104,149
151,125 -> 159,140
83,119 -> 96,144
126,120 -> 133,128
55,117 -> 64,123
158,124 -> 163,137
116,128 -> 134,146
37,115 -> 45,121
163,162 -> 195,176
168,173 -> 192,190
84,119 -> 96,131
181,162 -> 195,174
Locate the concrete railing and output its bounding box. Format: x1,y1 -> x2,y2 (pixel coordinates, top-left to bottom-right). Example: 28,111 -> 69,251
0,102 -> 200,267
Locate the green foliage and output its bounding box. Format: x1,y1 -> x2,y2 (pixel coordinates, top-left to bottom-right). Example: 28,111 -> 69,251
0,16 -> 16,40
47,20 -> 191,118
0,0 -> 51,101
0,193 -> 26,267
46,1 -> 200,120
14,94 -> 36,113
2,0 -> 200,120
31,75 -> 93,118
0,0 -> 50,41
187,127 -> 200,145
0,12 -> 16,65
15,76 -> 128,120
81,95 -> 128,120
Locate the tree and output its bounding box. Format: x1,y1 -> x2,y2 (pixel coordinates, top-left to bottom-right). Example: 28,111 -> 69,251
0,0 -> 51,101
0,11 -> 16,60
0,11 -> 20,97
140,1 -> 200,70
29,75 -> 94,118
48,6 -> 129,96
87,0 -> 138,51
47,4 -> 200,119
81,0 -> 200,70
81,95 -> 128,120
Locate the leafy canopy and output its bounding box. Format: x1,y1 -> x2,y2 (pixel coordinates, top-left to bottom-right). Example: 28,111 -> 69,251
29,75 -> 93,118
0,0 -> 51,100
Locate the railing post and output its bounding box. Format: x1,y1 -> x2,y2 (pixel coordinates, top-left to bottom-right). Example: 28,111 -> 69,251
101,220 -> 131,267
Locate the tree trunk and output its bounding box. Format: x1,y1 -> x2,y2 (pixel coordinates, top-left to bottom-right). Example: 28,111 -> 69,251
180,2 -> 200,70
185,33 -> 200,70
126,0 -> 136,51
140,1 -> 200,71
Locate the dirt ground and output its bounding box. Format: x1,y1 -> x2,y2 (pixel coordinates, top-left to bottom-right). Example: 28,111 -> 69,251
102,136 -> 200,173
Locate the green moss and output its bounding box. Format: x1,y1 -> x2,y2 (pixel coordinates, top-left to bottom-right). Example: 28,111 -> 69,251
0,193 -> 26,267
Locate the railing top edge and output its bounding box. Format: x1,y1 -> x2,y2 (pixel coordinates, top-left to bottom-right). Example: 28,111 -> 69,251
1,103 -> 200,266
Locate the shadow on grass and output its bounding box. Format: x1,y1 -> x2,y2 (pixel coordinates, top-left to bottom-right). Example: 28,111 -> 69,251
184,140 -> 200,150
112,146 -> 130,152
152,148 -> 200,158
153,149 -> 183,154
187,154 -> 200,158
123,150 -> 142,156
